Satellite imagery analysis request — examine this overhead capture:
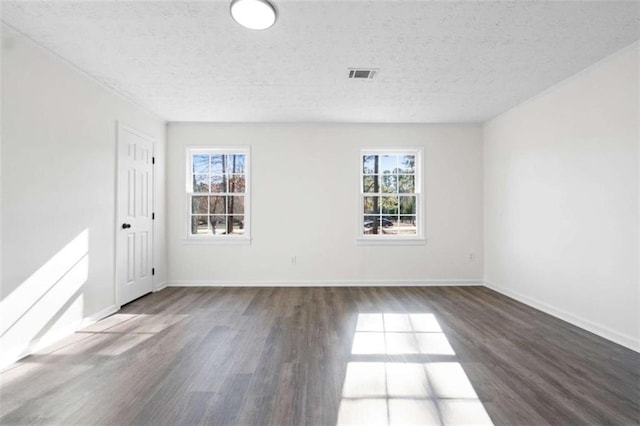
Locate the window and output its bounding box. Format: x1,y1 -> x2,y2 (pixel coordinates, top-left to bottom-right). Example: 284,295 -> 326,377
186,147 -> 250,243
359,149 -> 423,244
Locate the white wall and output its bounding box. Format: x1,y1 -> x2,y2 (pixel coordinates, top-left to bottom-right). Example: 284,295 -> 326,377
484,42 -> 640,351
167,124 -> 483,285
1,25 -> 167,367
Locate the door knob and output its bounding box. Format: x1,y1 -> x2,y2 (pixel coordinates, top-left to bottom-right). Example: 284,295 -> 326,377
122,223 -> 131,229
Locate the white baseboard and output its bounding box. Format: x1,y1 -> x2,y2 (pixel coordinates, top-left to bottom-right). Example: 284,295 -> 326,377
0,304 -> 119,370
79,304 -> 120,328
484,280 -> 639,353
167,279 -> 483,287
154,281 -> 168,292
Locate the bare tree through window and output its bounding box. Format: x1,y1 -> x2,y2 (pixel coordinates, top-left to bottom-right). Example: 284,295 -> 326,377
361,151 -> 419,237
188,149 -> 248,238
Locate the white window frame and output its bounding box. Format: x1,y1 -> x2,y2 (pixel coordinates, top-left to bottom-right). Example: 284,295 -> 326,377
357,147 -> 425,246
184,146 -> 251,245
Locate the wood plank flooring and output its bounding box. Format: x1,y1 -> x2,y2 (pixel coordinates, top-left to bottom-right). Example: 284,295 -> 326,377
0,286 -> 638,425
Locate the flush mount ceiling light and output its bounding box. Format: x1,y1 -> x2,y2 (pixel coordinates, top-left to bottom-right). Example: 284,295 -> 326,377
230,0 -> 277,30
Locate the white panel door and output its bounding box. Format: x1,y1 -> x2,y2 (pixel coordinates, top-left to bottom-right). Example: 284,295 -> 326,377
117,124 -> 154,306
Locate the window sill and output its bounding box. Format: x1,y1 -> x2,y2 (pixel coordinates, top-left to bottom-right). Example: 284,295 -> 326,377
182,237 -> 252,246
356,237 -> 426,246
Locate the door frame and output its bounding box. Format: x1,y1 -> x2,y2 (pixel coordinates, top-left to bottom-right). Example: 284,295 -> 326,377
114,121 -> 156,308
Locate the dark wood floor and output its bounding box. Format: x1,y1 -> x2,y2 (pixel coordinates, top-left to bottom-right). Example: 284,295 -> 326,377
1,286 -> 638,425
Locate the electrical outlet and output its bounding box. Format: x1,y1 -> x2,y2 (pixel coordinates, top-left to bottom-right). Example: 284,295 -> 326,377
469,253 -> 475,262
291,256 -> 297,265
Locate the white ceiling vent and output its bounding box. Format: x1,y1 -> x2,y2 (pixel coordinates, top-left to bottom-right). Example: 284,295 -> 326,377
348,68 -> 378,80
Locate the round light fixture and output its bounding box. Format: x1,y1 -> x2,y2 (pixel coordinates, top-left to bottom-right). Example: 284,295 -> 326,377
230,0 -> 277,30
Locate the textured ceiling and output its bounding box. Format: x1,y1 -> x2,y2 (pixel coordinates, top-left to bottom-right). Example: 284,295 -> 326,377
2,1 -> 639,123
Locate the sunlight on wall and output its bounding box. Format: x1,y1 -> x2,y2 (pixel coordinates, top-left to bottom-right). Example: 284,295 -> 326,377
337,313 -> 493,426
0,230 -> 89,366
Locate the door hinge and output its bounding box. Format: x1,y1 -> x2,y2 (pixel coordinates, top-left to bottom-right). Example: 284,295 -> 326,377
152,157 -> 156,165
152,212 -> 155,220
152,268 -> 155,276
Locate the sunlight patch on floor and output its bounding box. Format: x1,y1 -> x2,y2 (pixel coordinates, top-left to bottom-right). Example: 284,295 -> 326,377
338,313 -> 493,426
352,313 -> 455,356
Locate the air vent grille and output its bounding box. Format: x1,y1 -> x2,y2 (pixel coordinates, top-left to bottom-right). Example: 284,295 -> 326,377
348,68 -> 378,79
